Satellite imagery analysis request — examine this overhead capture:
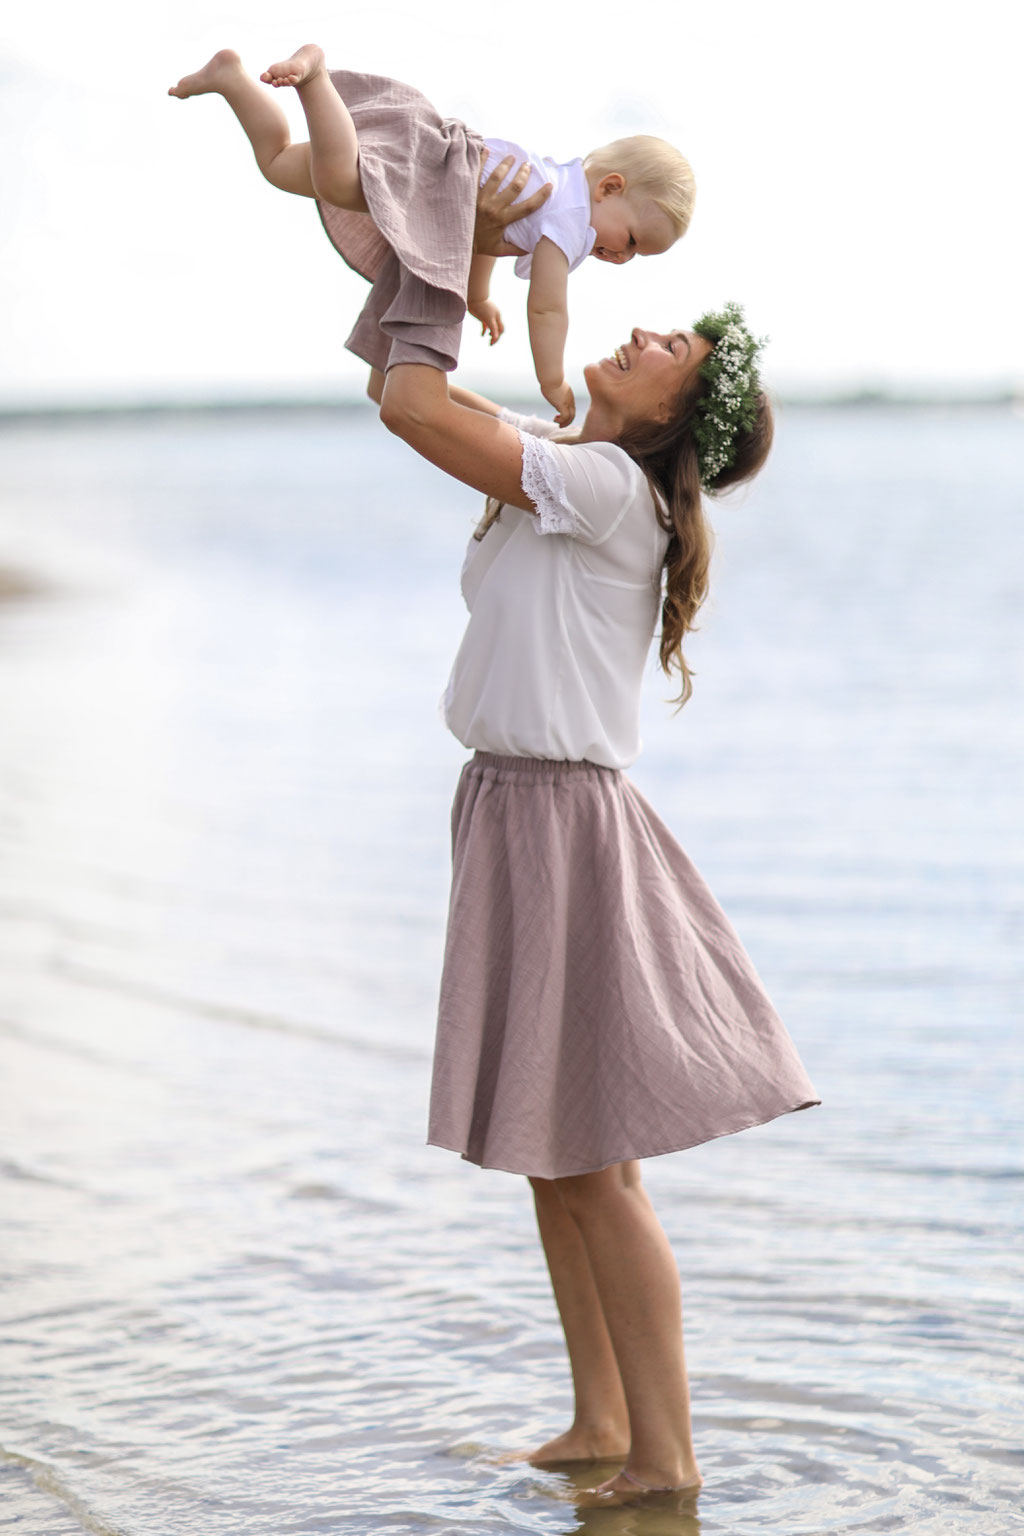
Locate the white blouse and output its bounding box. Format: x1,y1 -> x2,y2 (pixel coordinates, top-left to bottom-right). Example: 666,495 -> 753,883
480,139 -> 596,279
442,412 -> 670,769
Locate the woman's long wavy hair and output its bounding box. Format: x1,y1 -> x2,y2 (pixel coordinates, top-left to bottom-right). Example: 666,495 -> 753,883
476,359 -> 774,708
617,375 -> 774,707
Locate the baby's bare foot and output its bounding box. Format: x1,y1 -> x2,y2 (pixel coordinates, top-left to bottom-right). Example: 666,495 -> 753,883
168,49 -> 244,99
260,44 -> 326,89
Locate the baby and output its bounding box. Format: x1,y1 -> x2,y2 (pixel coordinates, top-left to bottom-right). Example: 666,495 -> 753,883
170,46 -> 695,426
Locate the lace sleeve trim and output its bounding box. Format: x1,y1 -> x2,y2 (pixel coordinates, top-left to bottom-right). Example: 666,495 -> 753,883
517,431 -> 578,537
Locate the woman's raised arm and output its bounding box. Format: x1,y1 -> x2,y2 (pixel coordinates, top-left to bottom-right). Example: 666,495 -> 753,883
368,367 -> 507,419
379,364 -> 533,511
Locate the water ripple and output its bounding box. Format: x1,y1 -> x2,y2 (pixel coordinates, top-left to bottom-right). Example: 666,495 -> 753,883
1,408 -> 1021,1533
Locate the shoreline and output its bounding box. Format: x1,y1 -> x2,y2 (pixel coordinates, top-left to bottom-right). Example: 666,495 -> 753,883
0,390 -> 1020,428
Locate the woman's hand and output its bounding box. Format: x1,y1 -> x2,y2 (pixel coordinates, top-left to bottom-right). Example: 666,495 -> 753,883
468,296 -> 504,346
543,379 -> 575,428
474,151 -> 552,257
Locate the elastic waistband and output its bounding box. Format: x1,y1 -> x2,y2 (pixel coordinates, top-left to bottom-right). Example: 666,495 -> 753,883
468,750 -> 620,782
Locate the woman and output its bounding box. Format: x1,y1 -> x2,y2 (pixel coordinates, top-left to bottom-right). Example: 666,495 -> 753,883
373,172 -> 820,1506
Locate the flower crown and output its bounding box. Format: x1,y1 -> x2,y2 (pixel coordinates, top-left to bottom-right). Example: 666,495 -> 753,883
691,302 -> 767,491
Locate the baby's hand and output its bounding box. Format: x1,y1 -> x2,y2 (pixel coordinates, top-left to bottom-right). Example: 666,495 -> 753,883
543,380 -> 575,428
468,298 -> 504,346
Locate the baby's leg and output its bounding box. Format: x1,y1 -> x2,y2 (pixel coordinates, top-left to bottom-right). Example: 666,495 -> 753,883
261,45 -> 368,212
169,50 -> 314,198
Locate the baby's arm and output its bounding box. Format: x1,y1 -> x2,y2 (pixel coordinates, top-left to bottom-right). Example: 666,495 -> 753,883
526,238 -> 574,426
467,255 -> 504,346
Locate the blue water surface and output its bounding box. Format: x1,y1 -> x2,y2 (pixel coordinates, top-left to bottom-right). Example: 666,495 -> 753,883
0,403 -> 1021,1534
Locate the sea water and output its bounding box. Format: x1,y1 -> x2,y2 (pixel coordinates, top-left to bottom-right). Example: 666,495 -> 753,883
0,403 -> 1021,1534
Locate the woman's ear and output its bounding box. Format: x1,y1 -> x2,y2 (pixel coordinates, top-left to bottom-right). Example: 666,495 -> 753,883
594,172 -> 626,199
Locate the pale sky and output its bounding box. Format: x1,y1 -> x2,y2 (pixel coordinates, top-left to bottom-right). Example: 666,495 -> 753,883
2,0 -> 1021,406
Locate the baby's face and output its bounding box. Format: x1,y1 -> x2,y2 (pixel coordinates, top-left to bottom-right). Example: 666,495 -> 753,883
589,188 -> 676,264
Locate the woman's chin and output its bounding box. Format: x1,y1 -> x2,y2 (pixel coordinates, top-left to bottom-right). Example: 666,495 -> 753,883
585,357 -> 618,386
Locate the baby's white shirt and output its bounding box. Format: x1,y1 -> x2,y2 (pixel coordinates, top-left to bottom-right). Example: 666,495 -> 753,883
481,138 -> 596,278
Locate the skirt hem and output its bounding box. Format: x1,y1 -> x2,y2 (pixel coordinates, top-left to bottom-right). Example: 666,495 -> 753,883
427,1095 -> 821,1181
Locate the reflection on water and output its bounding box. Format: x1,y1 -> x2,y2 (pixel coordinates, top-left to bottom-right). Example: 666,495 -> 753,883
0,405 -> 1022,1534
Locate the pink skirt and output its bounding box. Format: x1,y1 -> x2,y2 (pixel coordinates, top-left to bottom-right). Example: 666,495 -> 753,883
317,70 -> 483,373
429,753 -> 820,1179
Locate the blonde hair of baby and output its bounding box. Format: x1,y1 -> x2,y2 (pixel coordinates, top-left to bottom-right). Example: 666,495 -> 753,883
584,135 -> 696,240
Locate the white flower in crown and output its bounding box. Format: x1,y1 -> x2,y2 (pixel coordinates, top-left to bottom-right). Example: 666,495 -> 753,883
690,302 -> 767,492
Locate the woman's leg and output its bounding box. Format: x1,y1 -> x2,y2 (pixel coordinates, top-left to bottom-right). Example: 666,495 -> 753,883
260,45 -> 368,211
169,51 -> 315,197
553,1160 -> 702,1496
527,1176 -> 630,1462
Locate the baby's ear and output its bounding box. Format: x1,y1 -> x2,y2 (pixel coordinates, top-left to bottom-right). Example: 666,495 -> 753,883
596,172 -> 626,198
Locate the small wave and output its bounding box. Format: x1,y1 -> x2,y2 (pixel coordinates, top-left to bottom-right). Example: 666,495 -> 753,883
0,1447 -> 127,1536
0,1155 -> 77,1189
857,1160 -> 1024,1182
50,957 -> 429,1062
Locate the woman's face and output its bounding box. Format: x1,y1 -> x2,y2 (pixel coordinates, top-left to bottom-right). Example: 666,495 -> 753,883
583,328 -> 713,431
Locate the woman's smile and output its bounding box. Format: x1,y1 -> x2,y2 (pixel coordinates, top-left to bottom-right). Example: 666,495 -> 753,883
597,329 -> 707,380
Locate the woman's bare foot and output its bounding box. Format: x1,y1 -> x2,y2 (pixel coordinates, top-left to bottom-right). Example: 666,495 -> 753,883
168,49 -> 244,99
493,1424 -> 629,1466
529,1426 -> 630,1466
260,44 -> 326,89
575,1467 -> 704,1508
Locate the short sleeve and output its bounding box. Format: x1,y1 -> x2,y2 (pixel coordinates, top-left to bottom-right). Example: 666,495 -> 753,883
512,216 -> 596,279
515,433 -> 648,545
